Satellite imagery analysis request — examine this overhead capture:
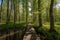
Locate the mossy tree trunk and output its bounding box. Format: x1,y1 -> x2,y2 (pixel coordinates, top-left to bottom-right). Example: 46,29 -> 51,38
26,0 -> 29,24
6,0 -> 10,24
49,0 -> 55,31
38,0 -> 42,27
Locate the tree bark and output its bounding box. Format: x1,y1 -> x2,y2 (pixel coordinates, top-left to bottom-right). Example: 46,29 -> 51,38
22,0 -> 25,21
26,0 -> 28,23
38,0 -> 42,27
6,0 -> 10,24
13,0 -> 17,24
0,0 -> 3,23
32,0 -> 36,23
49,0 -> 55,31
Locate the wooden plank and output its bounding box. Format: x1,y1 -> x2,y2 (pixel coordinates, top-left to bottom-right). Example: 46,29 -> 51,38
0,31 -> 19,39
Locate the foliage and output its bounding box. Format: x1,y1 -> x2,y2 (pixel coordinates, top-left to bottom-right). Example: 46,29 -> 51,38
34,26 -> 60,40
0,22 -> 26,30
0,0 -> 60,40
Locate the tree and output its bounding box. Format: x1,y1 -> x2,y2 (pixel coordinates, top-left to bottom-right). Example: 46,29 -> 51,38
25,0 -> 29,23
22,0 -> 25,21
0,0 -> 3,22
32,0 -> 37,23
18,0 -> 20,23
49,0 -> 55,31
6,0 -> 10,24
38,0 -> 42,27
9,0 -> 12,23
13,0 -> 17,24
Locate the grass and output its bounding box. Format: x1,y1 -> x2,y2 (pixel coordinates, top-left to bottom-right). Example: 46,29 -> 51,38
33,22 -> 60,40
0,22 -> 26,31
33,22 -> 60,33
33,25 -> 60,40
43,24 -> 60,33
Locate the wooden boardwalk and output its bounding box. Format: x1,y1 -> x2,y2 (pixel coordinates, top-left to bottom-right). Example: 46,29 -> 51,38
23,27 -> 41,40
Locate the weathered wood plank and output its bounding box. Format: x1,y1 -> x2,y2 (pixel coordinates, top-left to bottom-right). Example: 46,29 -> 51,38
0,31 -> 19,39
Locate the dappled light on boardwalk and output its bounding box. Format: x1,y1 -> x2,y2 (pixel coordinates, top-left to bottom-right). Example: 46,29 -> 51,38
23,34 -> 32,40
23,24 -> 41,40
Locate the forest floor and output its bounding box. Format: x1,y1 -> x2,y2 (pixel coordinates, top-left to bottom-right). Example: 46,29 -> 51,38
23,25 -> 41,40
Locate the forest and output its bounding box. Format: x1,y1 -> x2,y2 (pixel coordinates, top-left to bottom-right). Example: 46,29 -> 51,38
0,0 -> 60,40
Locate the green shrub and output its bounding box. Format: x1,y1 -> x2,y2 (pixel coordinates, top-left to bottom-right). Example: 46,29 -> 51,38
55,22 -> 60,25
34,27 -> 60,40
45,32 -> 59,40
0,22 -> 26,30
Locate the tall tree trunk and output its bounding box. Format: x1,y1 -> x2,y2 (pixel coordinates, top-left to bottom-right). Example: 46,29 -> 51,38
32,0 -> 36,23
38,0 -> 42,27
13,0 -> 17,24
18,0 -> 20,23
26,0 -> 28,24
6,0 -> 10,24
49,0 -> 55,31
9,0 -> 12,23
0,0 -> 3,23
22,0 -> 25,21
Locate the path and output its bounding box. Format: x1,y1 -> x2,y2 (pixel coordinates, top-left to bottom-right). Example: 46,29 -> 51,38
23,23 -> 41,40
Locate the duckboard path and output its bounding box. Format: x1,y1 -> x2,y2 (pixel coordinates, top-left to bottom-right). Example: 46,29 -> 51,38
23,23 -> 41,40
